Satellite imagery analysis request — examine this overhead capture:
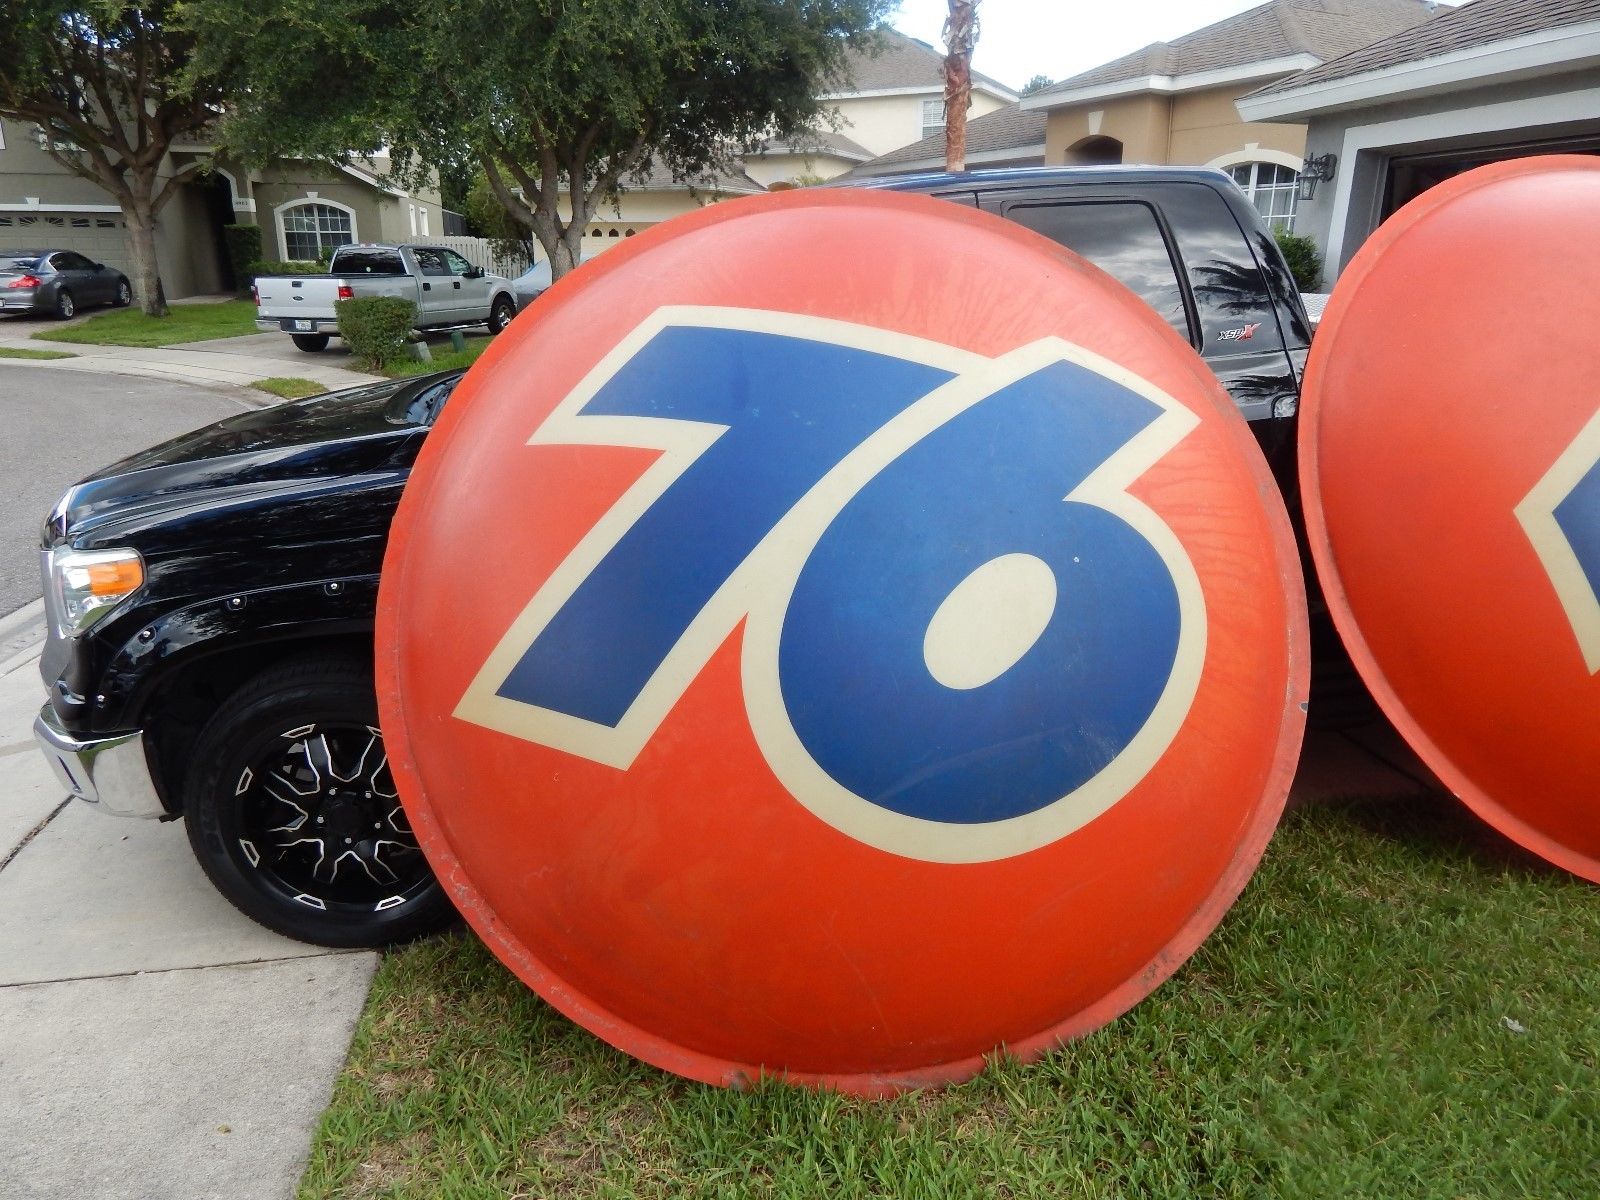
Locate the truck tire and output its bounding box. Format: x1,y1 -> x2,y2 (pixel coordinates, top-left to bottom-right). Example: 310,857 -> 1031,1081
291,333 -> 330,352
183,656 -> 455,948
487,295 -> 516,334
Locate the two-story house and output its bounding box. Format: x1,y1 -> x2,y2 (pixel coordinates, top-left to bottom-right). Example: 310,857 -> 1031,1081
0,120 -> 445,300
1011,0 -> 1436,230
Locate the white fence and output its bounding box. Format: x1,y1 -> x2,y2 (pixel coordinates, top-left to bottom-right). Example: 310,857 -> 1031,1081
436,235 -> 533,278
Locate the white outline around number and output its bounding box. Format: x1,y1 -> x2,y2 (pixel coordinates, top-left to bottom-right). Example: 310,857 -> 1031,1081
1516,406 -> 1600,674
454,307 -> 1208,862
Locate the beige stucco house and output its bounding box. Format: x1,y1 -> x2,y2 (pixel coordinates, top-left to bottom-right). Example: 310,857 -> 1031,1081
599,27 -> 1016,229
1016,0 -> 1434,230
0,117 -> 444,299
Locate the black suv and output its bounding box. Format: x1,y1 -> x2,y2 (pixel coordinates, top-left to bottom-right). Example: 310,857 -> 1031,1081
32,167 -> 1313,946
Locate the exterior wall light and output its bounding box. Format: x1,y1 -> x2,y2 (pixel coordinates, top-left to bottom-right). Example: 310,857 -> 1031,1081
1298,153 -> 1337,201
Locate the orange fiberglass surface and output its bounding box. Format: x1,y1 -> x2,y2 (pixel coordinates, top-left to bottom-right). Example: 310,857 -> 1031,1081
1301,155 -> 1600,886
375,189 -> 1309,1094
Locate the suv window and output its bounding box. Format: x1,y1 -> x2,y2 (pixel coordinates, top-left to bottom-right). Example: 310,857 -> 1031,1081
1000,201 -> 1191,341
411,248 -> 451,277
1160,184 -> 1285,354
330,248 -> 405,275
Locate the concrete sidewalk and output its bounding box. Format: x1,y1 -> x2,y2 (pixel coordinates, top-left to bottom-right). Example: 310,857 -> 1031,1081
0,602 -> 377,1200
0,298 -> 388,393
0,327 -> 384,394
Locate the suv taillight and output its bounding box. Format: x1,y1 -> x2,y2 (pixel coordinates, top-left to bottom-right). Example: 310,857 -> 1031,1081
337,284 -> 354,300
5,275 -> 41,289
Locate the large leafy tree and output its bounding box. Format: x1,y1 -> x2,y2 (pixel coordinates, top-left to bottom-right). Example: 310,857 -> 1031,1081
0,3 -> 225,315
188,0 -> 893,279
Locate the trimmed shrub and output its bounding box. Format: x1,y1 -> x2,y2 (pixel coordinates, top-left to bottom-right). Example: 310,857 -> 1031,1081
1274,228 -> 1323,293
336,295 -> 416,368
222,224 -> 262,294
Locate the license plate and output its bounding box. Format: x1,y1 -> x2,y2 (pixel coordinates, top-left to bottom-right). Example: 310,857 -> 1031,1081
294,319 -> 314,331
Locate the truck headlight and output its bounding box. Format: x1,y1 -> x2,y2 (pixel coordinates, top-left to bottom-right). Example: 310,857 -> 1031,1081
49,547 -> 145,638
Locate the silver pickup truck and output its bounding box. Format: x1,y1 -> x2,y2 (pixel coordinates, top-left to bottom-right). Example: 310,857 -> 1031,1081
253,243 -> 519,352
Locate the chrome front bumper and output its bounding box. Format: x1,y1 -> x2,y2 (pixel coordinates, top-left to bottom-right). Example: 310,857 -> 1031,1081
32,704 -> 166,818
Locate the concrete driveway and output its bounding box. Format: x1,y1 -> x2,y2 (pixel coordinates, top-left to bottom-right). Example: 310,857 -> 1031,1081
0,602 -> 377,1200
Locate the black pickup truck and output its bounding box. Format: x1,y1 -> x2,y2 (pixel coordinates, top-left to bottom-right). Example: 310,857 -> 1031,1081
31,166 -> 1314,946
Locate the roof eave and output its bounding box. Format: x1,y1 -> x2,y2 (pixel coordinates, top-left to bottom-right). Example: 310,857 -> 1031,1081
1237,19 -> 1600,121
820,81 -> 1019,103
856,141 -> 1048,176
758,144 -> 873,164
1021,55 -> 1320,111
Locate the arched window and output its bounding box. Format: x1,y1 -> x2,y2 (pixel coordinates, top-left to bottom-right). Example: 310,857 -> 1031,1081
1227,162 -> 1300,231
608,229 -> 620,237
277,200 -> 354,260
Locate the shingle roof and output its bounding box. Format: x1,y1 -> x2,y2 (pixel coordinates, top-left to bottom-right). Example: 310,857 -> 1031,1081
1031,0 -> 1435,99
754,130 -> 875,163
835,27 -> 1017,99
622,160 -> 767,195
1250,0 -> 1600,97
849,102 -> 1047,174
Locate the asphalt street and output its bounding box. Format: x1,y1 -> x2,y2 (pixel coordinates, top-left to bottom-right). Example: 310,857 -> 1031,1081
0,365 -> 247,615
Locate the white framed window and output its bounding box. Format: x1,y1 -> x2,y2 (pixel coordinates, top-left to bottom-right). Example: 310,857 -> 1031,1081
921,97 -> 945,141
1227,161 -> 1300,232
275,199 -> 356,260
408,203 -> 417,235
418,206 -> 429,237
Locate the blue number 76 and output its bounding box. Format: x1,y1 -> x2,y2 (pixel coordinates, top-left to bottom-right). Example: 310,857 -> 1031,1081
456,308 -> 1207,862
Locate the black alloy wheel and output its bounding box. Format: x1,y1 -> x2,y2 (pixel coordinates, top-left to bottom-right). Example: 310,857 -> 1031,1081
184,657 -> 454,946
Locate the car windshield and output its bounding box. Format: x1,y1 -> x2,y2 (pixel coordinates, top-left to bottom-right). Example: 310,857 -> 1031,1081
0,255 -> 45,271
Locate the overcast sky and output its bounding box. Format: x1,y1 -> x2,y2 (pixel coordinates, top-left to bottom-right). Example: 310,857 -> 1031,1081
886,0 -> 1456,93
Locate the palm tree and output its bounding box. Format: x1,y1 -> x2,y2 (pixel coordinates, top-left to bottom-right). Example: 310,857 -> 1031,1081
943,1 -> 979,172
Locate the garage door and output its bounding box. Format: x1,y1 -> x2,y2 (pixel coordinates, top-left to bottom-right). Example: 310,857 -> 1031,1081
0,211 -> 130,274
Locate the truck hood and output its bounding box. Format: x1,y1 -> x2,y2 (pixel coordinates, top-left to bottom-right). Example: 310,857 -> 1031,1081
48,373 -> 457,546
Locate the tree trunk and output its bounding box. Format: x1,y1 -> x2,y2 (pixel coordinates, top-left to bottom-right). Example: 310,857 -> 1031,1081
529,208 -> 579,281
943,1 -> 979,174
123,204 -> 168,317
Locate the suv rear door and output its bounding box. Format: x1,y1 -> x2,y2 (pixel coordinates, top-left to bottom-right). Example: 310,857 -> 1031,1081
978,181 -> 1302,427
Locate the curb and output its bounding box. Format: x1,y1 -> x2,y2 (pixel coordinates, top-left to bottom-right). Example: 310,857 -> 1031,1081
0,599 -> 46,678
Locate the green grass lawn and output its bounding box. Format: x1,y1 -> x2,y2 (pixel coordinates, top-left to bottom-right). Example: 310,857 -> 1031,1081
250,377 -> 327,400
379,335 -> 492,378
32,299 -> 257,347
300,796 -> 1600,1199
0,346 -> 76,360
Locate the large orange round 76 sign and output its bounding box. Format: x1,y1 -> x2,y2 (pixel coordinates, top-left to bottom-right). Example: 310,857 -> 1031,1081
1304,156 -> 1600,883
377,188 -> 1308,1093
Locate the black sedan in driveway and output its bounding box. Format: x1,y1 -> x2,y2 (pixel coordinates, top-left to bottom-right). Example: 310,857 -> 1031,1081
0,248 -> 132,318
